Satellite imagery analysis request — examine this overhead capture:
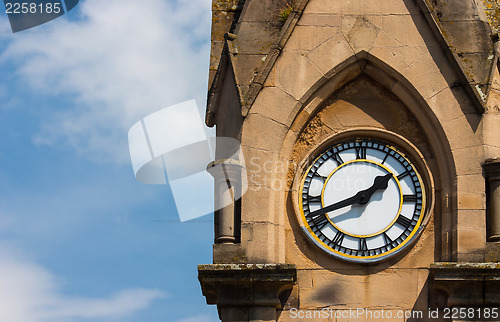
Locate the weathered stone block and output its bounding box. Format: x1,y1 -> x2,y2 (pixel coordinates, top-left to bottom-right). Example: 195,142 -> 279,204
403,52 -> 453,100
250,86 -> 298,126
370,29 -> 405,50
381,15 -> 410,46
483,113 -> 500,148
457,210 -> 486,230
440,21 -> 492,54
432,0 -> 479,21
452,146 -> 484,176
298,14 -> 341,27
297,269 -> 420,309
457,174 -> 486,195
303,0 -> 415,15
239,0 -> 282,23
244,221 -> 279,262
275,52 -> 325,101
234,22 -> 277,55
241,113 -> 288,153
285,25 -> 338,52
297,269 -> 314,289
345,16 -> 381,53
232,54 -> 267,86
443,115 -> 482,150
457,194 -> 486,211
214,243 -> 248,264
456,229 -> 487,253
306,31 -> 354,75
263,66 -> 276,87
427,86 -> 477,122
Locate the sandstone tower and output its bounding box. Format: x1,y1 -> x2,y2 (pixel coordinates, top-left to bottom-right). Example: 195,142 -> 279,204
198,0 -> 500,320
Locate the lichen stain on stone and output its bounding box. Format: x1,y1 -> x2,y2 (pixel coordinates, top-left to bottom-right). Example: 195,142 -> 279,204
296,117 -> 329,149
425,0 -> 434,10
484,0 -> 500,33
287,116 -> 330,188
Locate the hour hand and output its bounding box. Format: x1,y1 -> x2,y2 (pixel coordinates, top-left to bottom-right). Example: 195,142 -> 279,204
358,173 -> 393,204
307,173 -> 393,218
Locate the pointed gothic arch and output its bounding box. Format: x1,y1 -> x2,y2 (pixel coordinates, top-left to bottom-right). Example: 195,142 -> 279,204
277,51 -> 457,261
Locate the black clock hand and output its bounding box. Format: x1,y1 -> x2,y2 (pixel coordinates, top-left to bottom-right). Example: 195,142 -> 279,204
307,173 -> 393,218
357,173 -> 393,204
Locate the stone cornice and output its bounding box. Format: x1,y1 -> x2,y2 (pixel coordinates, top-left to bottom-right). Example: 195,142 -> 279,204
198,264 -> 297,307
429,262 -> 500,307
485,157 -> 500,180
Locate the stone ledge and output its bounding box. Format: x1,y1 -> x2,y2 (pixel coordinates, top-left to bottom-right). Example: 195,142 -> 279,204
431,262 -> 500,280
199,263 -> 296,271
198,264 -> 297,307
485,158 -> 500,178
429,262 -> 500,307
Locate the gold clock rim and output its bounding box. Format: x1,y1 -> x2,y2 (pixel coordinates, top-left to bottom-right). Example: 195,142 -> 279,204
298,138 -> 427,261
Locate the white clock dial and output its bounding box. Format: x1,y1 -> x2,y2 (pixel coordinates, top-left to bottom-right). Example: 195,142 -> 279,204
323,160 -> 401,236
299,139 -> 426,263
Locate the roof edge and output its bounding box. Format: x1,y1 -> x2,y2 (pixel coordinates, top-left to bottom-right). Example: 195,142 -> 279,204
415,0 -> 488,114
241,0 -> 311,117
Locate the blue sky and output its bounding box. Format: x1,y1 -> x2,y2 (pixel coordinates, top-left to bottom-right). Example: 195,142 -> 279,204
0,0 -> 218,321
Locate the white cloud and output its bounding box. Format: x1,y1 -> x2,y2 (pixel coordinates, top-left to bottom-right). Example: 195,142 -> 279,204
0,244 -> 166,322
1,0 -> 211,163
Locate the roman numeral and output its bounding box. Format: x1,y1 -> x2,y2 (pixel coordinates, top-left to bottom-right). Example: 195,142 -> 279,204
397,171 -> 410,180
355,147 -> 367,159
311,215 -> 329,230
331,153 -> 344,166
314,174 -> 328,183
332,231 -> 345,246
396,215 -> 412,229
403,194 -> 417,203
383,232 -> 393,245
307,195 -> 322,203
359,238 -> 368,251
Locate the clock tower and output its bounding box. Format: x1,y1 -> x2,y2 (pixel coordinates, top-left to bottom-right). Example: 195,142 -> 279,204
199,0 -> 500,321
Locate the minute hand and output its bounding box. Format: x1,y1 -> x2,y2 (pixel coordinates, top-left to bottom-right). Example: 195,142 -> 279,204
308,173 -> 393,218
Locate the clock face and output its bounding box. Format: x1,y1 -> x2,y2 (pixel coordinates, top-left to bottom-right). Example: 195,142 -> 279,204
298,138 -> 426,263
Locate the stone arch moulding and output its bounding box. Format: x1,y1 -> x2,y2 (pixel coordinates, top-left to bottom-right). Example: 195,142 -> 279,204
276,50 -> 458,261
